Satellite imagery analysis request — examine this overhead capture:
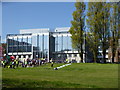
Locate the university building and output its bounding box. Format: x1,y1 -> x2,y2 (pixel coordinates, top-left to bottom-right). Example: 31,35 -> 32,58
6,27 -> 120,63
6,27 -> 91,63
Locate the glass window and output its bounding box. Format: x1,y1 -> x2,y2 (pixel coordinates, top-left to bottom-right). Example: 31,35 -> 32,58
58,36 -> 61,51
68,37 -> 72,51
18,37 -> 22,52
23,37 -> 27,52
28,37 -> 32,52
74,54 -> 77,57
55,35 -> 58,52
44,35 -> 48,58
69,54 -> 71,57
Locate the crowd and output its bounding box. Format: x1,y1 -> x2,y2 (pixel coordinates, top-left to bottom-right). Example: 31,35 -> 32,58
1,56 -> 49,69
1,56 -> 71,69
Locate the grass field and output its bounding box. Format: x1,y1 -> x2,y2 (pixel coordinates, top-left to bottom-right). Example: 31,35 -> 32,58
2,63 -> 118,88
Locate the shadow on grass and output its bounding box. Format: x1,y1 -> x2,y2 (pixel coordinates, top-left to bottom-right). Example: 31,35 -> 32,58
2,78 -> 99,89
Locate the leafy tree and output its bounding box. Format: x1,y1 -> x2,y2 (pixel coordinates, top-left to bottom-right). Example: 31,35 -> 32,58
69,2 -> 86,63
86,2 -> 104,62
86,32 -> 99,63
110,2 -> 120,63
87,2 -> 111,63
98,2 -> 110,63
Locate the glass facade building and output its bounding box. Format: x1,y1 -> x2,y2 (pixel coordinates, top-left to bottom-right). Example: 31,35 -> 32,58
52,27 -> 73,61
6,27 -> 88,63
7,28 -> 54,62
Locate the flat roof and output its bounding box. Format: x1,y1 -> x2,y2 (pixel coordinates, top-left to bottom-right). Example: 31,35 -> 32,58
20,28 -> 50,34
7,33 -> 32,36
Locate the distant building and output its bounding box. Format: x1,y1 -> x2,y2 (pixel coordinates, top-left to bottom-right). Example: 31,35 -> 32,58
6,27 -> 120,63
6,27 -> 91,63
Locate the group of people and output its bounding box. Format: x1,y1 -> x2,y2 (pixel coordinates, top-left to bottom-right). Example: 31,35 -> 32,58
1,56 -> 71,69
2,59 -> 19,69
1,56 -> 50,69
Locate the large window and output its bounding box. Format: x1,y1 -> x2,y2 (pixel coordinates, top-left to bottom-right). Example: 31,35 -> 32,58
8,35 -> 32,53
55,33 -> 72,52
32,33 -> 49,59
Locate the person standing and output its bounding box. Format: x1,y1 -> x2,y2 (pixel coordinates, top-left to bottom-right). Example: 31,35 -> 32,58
13,59 -> 16,69
50,58 -> 52,63
16,59 -> 19,68
38,58 -> 41,66
51,61 -> 54,67
25,59 -> 27,67
12,59 -> 15,69
2,60 -> 5,68
1,59 -> 3,67
66,58 -> 69,63
10,61 -> 12,68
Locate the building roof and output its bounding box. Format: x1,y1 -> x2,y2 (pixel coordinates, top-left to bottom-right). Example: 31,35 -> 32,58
55,27 -> 70,32
20,28 -> 50,34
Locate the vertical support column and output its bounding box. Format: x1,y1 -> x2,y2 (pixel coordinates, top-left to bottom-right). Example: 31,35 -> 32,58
61,35 -> 63,61
26,36 -> 28,52
45,35 -> 47,59
39,34 -> 41,58
67,34 -> 68,51
67,34 -> 68,59
42,34 -> 44,58
31,35 -> 33,59
37,34 -> 39,58
21,36 -> 23,57
12,37 -> 14,56
56,35 -> 58,61
17,36 -> 18,56
56,35 -> 58,52
61,35 -> 63,51
48,33 -> 50,62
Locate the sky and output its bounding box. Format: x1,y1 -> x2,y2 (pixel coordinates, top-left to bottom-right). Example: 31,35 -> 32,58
2,2 -> 76,42
0,2 -> 2,37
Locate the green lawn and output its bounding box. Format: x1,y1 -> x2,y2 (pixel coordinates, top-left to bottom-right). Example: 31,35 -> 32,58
2,63 -> 118,88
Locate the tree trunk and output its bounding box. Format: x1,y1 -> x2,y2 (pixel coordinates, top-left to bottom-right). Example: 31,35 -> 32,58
102,41 -> 106,63
93,53 -> 97,63
112,32 -> 116,63
93,50 -> 97,63
111,43 -> 116,63
80,43 -> 83,63
78,49 -> 83,63
103,49 -> 106,63
112,48 -> 115,63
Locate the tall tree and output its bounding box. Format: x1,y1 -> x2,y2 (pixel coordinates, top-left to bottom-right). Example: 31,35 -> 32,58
110,2 -> 120,63
69,2 -> 86,63
87,2 -> 111,63
99,2 -> 110,63
86,2 -> 103,62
